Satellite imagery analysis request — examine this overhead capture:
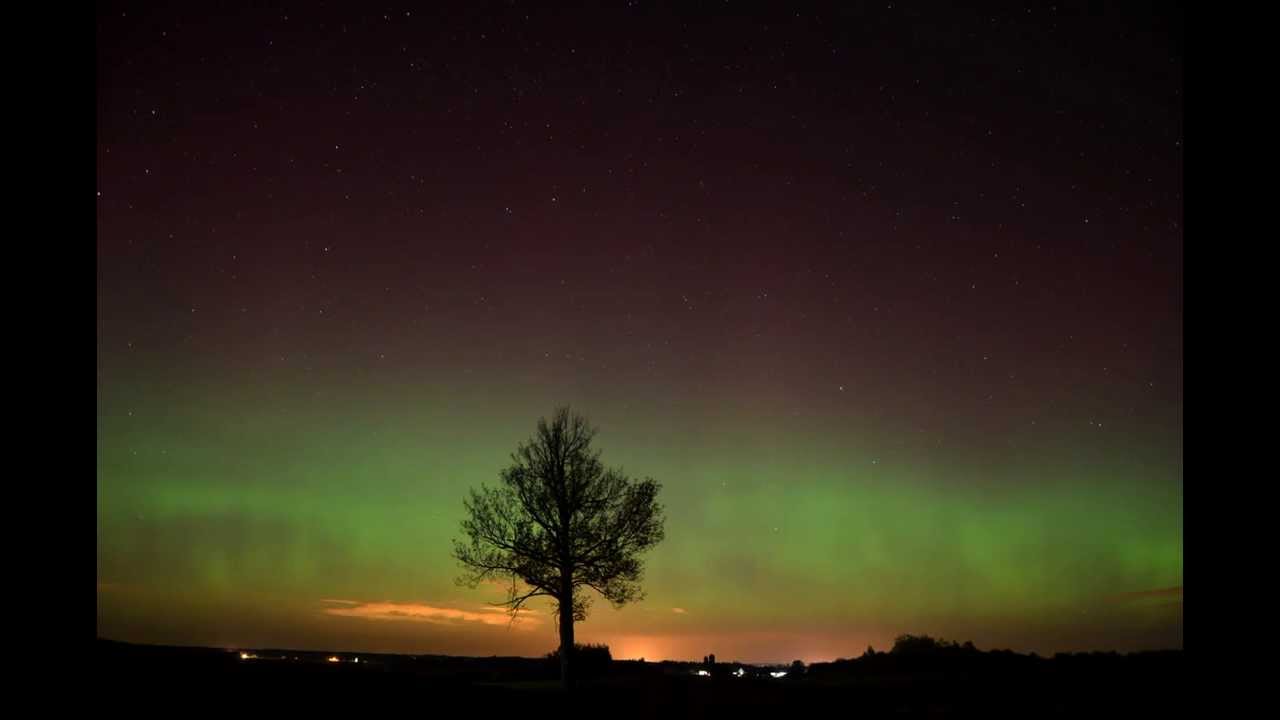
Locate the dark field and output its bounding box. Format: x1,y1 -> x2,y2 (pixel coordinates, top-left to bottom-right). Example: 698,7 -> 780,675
98,639 -> 1182,717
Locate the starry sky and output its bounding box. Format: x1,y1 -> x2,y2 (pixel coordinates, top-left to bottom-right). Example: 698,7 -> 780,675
97,2 -> 1182,662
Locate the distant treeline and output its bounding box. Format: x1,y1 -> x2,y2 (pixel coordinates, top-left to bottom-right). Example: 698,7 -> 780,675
803,634 -> 1182,678
98,635 -> 1181,681
536,634 -> 1182,680
97,636 -> 1183,715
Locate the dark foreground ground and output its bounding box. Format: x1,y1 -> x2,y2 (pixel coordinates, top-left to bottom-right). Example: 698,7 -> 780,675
97,639 -> 1181,717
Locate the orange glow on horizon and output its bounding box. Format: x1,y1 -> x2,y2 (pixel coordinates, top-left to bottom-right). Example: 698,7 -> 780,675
589,630 -> 888,665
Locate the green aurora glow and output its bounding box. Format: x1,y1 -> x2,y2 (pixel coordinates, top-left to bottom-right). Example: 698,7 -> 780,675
97,368 -> 1181,661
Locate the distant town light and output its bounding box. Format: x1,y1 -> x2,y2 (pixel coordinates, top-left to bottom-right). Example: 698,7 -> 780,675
734,668 -> 745,677
239,652 -> 254,660
328,656 -> 341,663
770,671 -> 788,678
695,670 -> 710,677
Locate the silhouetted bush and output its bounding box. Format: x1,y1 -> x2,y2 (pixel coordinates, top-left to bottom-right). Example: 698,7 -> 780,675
891,634 -> 958,655
545,643 -> 612,679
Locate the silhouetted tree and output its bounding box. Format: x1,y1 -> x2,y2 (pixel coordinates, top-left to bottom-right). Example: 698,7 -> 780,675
454,407 -> 666,689
790,659 -> 806,675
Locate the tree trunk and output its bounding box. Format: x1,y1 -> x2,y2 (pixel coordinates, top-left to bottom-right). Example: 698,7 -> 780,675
559,593 -> 575,689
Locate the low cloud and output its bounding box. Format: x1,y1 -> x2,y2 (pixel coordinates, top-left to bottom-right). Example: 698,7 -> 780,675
1107,586 -> 1182,604
322,600 -> 540,629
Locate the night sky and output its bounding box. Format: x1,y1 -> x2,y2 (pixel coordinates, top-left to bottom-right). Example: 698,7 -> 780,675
97,2 -> 1182,662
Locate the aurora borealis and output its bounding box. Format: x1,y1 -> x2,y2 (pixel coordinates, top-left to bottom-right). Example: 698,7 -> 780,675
97,3 -> 1182,662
